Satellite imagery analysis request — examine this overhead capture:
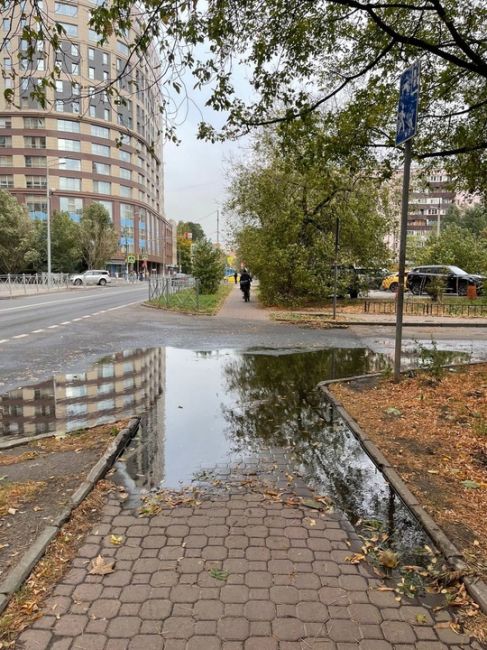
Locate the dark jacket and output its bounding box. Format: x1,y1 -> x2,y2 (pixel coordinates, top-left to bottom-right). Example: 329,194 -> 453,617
239,271 -> 252,288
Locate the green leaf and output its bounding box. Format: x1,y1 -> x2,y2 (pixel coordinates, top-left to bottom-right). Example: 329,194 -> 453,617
384,407 -> 402,417
461,480 -> 480,489
209,568 -> 229,581
302,498 -> 322,510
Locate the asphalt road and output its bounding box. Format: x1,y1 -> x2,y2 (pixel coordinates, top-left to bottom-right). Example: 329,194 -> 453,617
1,284 -> 486,393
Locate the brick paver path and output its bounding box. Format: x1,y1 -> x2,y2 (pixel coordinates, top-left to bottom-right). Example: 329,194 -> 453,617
18,457 -> 481,650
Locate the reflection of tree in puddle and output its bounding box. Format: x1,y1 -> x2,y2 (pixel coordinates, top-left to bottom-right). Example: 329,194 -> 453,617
222,349 -> 428,560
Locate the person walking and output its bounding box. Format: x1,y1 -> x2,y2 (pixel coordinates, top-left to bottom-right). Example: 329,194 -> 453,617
234,271 -> 238,284
239,269 -> 252,302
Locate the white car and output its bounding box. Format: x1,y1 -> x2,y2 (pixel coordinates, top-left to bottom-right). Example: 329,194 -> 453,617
71,270 -> 111,286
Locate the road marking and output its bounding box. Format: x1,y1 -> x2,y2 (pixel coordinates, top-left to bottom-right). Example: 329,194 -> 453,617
32,329 -> 44,333
0,286 -> 147,314
72,318 -> 82,321
48,325 -> 59,329
60,321 -> 71,325
12,334 -> 28,339
82,315 -> 91,319
0,339 -> 8,343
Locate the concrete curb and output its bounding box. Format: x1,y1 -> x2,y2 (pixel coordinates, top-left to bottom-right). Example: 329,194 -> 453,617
319,379 -> 487,615
0,417 -> 140,615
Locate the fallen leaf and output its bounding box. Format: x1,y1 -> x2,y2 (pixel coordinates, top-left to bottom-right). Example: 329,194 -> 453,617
208,568 -> 229,581
461,480 -> 480,489
416,614 -> 427,624
378,549 -> 399,569
89,555 -> 115,575
302,498 -> 322,510
7,508 -> 17,515
110,535 -> 123,545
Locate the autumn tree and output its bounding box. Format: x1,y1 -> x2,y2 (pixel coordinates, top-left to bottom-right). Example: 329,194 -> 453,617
192,238 -> 225,294
0,190 -> 37,274
227,117 -> 391,305
79,203 -> 118,269
30,211 -> 82,273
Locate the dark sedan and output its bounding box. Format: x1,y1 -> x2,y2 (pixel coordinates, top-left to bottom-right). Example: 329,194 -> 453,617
406,265 -> 484,296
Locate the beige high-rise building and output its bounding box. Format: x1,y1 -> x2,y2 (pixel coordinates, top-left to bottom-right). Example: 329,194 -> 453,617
0,1 -> 175,273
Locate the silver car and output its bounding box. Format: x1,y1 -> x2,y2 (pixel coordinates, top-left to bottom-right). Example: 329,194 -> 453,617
71,270 -> 111,286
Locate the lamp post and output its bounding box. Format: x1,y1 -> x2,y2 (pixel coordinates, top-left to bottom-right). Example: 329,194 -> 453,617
46,157 -> 66,289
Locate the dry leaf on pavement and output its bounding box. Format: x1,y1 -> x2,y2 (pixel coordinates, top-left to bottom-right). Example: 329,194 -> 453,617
89,555 -> 115,575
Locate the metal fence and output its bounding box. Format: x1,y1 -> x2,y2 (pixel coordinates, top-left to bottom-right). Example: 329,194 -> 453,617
148,275 -> 200,310
0,273 -> 71,297
363,299 -> 487,317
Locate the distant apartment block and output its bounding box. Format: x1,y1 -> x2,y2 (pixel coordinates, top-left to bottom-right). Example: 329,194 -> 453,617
0,1 -> 175,273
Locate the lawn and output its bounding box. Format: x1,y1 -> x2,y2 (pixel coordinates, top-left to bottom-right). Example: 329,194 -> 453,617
148,283 -> 232,315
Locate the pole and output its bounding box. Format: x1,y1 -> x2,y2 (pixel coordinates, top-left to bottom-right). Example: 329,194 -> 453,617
437,195 -> 441,237
46,163 -> 51,290
332,217 -> 340,321
393,139 -> 412,382
216,209 -> 220,247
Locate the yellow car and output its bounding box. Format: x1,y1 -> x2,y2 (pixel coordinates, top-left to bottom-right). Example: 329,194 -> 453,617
381,272 -> 408,292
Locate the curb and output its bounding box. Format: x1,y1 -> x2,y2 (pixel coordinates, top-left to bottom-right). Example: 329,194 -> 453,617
0,417 -> 140,615
319,379 -> 487,615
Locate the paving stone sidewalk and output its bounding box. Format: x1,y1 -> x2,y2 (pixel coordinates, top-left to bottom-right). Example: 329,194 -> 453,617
18,456 -> 482,650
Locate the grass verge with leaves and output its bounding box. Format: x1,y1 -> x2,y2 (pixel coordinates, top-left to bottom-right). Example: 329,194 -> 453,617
148,283 -> 232,315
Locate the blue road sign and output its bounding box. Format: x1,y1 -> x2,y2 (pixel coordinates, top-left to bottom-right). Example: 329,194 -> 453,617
395,61 -> 420,146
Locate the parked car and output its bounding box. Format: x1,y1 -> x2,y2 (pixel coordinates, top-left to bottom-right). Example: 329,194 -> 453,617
71,270 -> 111,286
381,271 -> 408,292
354,267 -> 390,291
406,265 -> 484,296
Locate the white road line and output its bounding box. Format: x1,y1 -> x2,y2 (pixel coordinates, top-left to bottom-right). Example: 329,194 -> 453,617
48,325 -> 59,329
12,334 -> 28,339
72,318 -> 82,321
82,315 -> 91,319
32,329 -> 44,333
0,338 -> 8,343
0,287 -> 146,314
60,321 -> 71,325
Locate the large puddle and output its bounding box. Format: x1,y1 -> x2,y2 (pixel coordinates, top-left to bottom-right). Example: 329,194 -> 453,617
3,345 -> 466,561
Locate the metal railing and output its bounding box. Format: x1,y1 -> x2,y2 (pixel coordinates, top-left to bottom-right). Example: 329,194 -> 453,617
148,275 -> 200,310
0,273 -> 71,297
363,299 -> 487,317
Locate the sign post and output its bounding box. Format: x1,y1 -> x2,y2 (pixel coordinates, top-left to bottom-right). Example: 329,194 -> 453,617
394,61 -> 420,382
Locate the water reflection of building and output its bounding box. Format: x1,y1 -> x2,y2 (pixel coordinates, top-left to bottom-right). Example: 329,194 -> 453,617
0,348 -> 165,439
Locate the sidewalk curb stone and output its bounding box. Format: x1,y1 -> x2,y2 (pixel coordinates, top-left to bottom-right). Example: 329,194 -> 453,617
0,417 -> 140,615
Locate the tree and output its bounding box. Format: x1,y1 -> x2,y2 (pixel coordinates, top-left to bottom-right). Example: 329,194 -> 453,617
30,211 -> 82,273
227,117 -> 391,305
79,203 -> 118,270
442,204 -> 487,237
177,221 -> 205,243
0,190 -> 37,274
5,1 -> 487,189
415,224 -> 487,275
177,235 -> 193,274
192,238 -> 225,294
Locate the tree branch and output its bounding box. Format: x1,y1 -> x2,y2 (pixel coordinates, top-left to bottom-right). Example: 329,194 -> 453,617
417,141 -> 487,158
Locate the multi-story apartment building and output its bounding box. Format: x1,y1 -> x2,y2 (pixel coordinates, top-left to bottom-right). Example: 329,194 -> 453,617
0,1 -> 174,273
385,168 -> 480,257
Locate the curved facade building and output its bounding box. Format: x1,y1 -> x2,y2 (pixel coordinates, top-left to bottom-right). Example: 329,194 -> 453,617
0,1 -> 173,274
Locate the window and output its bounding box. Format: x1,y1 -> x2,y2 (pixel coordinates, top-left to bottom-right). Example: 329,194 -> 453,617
95,200 -> 112,219
59,176 -> 80,191
3,57 -> 11,70
59,195 -> 83,221
89,105 -> 96,117
103,70 -> 109,81
117,41 -> 129,56
71,43 -> 78,56
58,138 -> 80,152
26,175 -> 47,188
104,108 -> 110,121
63,158 -> 81,171
57,119 -> 80,133
138,190 -> 145,201
119,168 -> 132,180
71,62 -> 79,75
25,156 -> 46,167
55,2 -> 78,16
88,29 -> 98,42
55,100 -> 64,112
92,143 -> 110,156
26,196 -> 47,219
55,80 -> 63,92
100,365 -> 114,378
88,47 -> 95,60
2,18 -> 11,30
88,67 -> 95,79
0,118 -> 11,128
99,382 -> 114,394
119,150 -> 130,163
120,185 -> 131,198
24,117 -> 44,129
59,22 -> 78,37
138,173 -> 144,184
72,101 -> 80,114
0,155 -> 12,166
93,161 -> 110,174
97,398 -> 115,410
102,52 -> 109,65
36,58 -> 45,71
24,136 -> 45,148
91,125 -> 109,138
93,180 -> 111,194
0,175 -> 13,188
65,385 -> 87,398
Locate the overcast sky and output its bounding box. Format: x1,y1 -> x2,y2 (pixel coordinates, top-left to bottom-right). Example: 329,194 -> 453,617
162,52 -> 252,247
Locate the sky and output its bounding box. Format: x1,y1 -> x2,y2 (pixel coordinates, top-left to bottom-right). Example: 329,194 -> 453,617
162,49 -> 252,247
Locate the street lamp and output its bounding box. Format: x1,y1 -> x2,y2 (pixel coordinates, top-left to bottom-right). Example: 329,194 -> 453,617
46,157 -> 66,289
